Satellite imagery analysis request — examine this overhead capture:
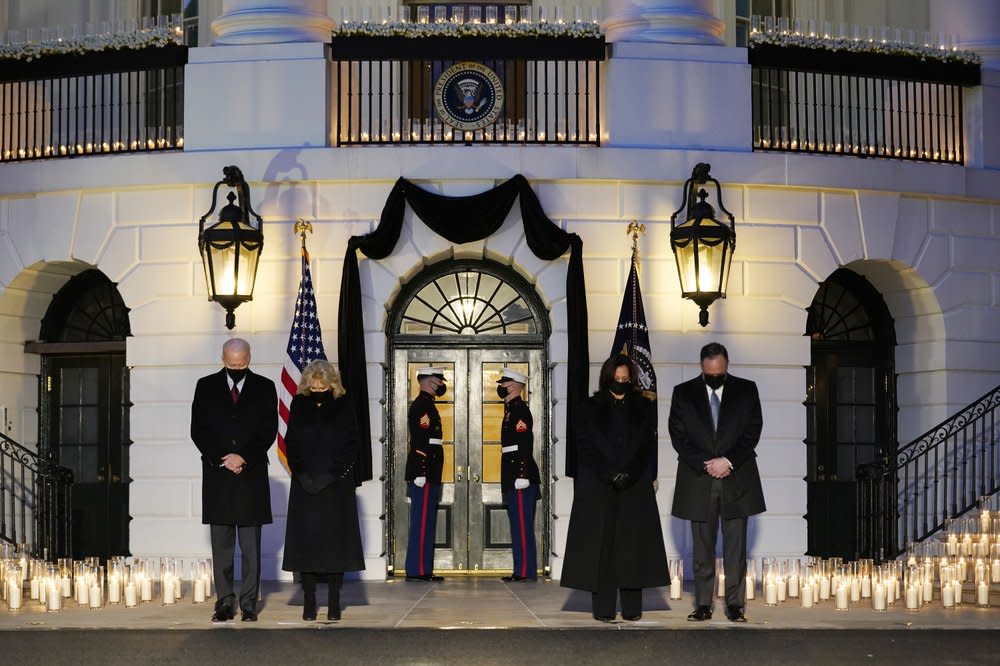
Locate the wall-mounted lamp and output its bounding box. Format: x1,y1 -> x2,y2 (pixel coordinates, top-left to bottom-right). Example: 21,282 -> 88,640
197,166 -> 263,330
669,163 -> 736,327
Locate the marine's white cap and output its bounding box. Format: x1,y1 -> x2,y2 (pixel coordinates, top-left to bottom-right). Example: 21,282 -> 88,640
497,368 -> 528,384
416,367 -> 446,378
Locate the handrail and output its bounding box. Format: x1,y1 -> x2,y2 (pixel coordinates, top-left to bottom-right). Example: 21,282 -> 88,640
0,431 -> 73,559
856,384 -> 1000,561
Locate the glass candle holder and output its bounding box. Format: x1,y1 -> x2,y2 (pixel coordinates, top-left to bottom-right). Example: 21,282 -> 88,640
669,560 -> 683,600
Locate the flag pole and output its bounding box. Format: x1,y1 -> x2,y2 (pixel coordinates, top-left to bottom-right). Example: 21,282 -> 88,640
626,220 -> 645,269
295,217 -> 313,257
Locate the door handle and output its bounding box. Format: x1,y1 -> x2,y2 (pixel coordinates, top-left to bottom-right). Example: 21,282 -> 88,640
112,474 -> 121,483
473,473 -> 480,483
456,465 -> 462,483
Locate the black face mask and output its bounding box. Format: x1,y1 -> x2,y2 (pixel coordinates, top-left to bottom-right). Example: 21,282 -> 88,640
704,374 -> 726,390
434,383 -> 447,397
227,368 -> 248,383
610,381 -> 630,396
311,389 -> 330,404
496,385 -> 509,399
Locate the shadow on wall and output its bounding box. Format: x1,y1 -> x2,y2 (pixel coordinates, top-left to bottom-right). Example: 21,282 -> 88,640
259,147 -> 311,221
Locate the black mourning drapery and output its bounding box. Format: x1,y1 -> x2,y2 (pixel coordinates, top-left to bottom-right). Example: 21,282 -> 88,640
338,174 -> 589,484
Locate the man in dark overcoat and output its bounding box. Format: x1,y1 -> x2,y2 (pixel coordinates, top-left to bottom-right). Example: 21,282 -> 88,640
191,337 -> 278,622
404,367 -> 446,581
497,368 -> 541,582
669,342 -> 764,623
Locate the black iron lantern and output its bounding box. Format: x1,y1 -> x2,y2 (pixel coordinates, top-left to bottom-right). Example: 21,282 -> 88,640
669,163 -> 736,327
198,165 -> 263,330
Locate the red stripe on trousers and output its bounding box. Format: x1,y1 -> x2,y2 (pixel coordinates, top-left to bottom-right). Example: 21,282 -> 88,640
419,482 -> 430,576
517,489 -> 528,579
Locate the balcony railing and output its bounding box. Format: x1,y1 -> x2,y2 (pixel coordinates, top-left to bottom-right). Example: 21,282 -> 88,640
0,44 -> 186,162
750,43 -> 980,164
330,35 -> 605,146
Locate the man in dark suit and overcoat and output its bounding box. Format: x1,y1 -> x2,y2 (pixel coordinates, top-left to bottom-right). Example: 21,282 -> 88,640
191,337 -> 278,622
669,342 -> 764,623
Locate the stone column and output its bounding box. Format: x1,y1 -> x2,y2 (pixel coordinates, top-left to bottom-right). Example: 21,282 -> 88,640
930,0 -> 1000,168
211,0 -> 334,44
602,0 -> 725,45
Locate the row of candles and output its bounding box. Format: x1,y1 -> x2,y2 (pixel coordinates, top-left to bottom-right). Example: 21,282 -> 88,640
343,5 -> 599,26
351,119 -> 597,144
1,549 -> 213,613
750,15 -> 961,52
3,15 -> 185,47
1,139 -> 184,162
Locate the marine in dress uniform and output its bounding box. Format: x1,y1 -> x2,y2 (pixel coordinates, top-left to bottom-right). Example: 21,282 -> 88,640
404,367 -> 447,581
497,369 -> 541,582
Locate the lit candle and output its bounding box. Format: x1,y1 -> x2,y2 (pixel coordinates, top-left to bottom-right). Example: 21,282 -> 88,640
46,579 -> 61,612
905,584 -> 919,610
819,575 -> 831,600
787,574 -> 799,598
125,581 -> 137,608
745,575 -> 755,600
953,579 -> 963,605
942,581 -> 954,607
78,579 -> 90,606
194,578 -> 206,604
717,572 -> 726,598
923,578 -> 933,603
812,579 -> 820,603
946,535 -> 958,557
957,558 -> 967,582
8,581 -> 22,610
89,582 -> 101,608
141,576 -> 152,602
670,575 -> 682,600
872,581 -> 887,611
835,583 -> 849,610
977,580 -> 989,606
850,576 -> 861,602
801,582 -> 813,608
886,578 -> 896,605
108,574 -> 121,604
61,575 -> 71,598
992,559 -> 1000,583
861,575 -> 871,598
163,576 -> 175,604
765,579 -> 778,605
30,577 -> 39,600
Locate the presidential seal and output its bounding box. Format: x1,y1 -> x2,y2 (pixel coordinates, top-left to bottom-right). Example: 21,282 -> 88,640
433,62 -> 505,131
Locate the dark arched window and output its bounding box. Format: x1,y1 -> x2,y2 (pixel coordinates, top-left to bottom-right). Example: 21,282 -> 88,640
39,269 -> 131,342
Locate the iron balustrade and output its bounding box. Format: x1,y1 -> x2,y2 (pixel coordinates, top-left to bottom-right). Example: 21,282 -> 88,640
856,384 -> 999,562
750,44 -> 980,164
0,44 -> 186,163
330,36 -> 605,146
0,431 -> 73,559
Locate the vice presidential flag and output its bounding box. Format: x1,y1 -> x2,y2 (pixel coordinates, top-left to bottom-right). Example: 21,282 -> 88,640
611,258 -> 657,400
277,248 -> 327,472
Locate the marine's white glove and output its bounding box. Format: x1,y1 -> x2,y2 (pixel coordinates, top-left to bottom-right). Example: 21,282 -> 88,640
514,478 -> 530,490
414,476 -> 427,488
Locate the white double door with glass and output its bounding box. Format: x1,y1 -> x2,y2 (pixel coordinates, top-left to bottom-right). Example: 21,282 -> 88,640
392,347 -> 545,574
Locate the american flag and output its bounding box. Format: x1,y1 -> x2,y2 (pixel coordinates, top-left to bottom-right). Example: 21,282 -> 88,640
277,249 -> 327,472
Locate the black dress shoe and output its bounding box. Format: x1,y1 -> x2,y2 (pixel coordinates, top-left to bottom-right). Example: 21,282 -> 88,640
726,606 -> 747,622
405,574 -> 443,582
211,606 -> 235,622
241,610 -> 258,622
622,613 -> 642,621
327,605 -> 341,621
687,606 -> 713,621
592,614 -> 615,622
501,575 -> 536,582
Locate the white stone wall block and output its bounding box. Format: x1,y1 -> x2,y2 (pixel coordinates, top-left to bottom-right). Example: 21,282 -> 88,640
535,182 -> 620,220
737,224 -> 796,260
130,480 -> 193,517
745,262 -> 818,308
130,403 -> 194,442
129,299 -> 220,336
482,208 -> 524,262
737,367 -> 806,401
5,196 -> 38,266
534,263 -> 571,309
97,228 -> 139,283
746,188 -> 819,225
250,294 -> 300,333
896,341 -> 947,374
117,187 -> 193,226
309,221 -> 375,261
585,292 -> 626,333
763,478 -> 807,512
372,239 -> 424,287
914,234 -> 951,287
130,443 -> 201,479
313,258 -> 344,296
140,225 -> 202,263
257,180 -> 315,221
316,182 -> 392,220
582,257 -> 624,296
952,236 -> 1000,272
569,221 -> 634,258
130,519 -> 209,556
644,294 -> 684,334
509,234 -> 551,281
36,191 -> 79,262
857,192 -> 900,259
361,259 -> 404,310
451,239 -> 486,260
821,192 -> 863,264
892,197 -> 929,266
935,271 -> 992,312
797,226 -> 841,282
641,258 -> 682,298
760,403 -> 807,440
745,516 -> 806,555
73,192 -> 115,265
930,199 -> 990,236
755,439 -> 807,479
117,262 -> 193,309
0,237 -> 24,288
621,182 -> 677,221
706,297 -> 808,335
548,299 -> 567,335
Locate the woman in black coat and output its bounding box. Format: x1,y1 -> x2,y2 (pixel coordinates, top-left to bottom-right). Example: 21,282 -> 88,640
282,360 -> 365,621
560,354 -> 669,622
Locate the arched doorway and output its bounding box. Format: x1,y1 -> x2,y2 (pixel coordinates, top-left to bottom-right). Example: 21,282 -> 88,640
29,269 -> 131,559
804,267 -> 897,560
386,258 -> 550,575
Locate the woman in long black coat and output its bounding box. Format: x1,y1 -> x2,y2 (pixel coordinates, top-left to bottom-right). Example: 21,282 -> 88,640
282,360 -> 365,621
560,354 -> 669,621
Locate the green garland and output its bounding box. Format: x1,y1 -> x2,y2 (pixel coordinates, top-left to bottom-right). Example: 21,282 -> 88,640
336,21 -> 601,39
0,26 -> 181,62
749,30 -> 980,65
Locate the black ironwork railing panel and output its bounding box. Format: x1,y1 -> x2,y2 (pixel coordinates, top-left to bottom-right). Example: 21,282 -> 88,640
331,36 -> 604,146
750,45 -> 979,165
0,432 -> 73,559
856,385 -> 999,561
1,44 -> 186,163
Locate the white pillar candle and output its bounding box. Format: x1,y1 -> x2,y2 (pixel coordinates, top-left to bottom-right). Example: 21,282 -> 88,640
108,576 -> 121,604
61,575 -> 71,598
46,581 -> 61,612
812,579 -> 820,603
872,582 -> 887,611
977,581 -> 989,606
10,582 -> 23,610
942,582 -> 954,607
991,559 -> 1000,583
174,577 -> 183,601
894,576 -> 901,600
819,576 -> 831,600
202,575 -> 212,599
194,579 -> 206,604
905,585 -> 919,610
745,575 -> 755,600
78,579 -> 90,606
922,578 -> 933,603
124,582 -> 137,608
670,576 -> 682,600
788,574 -> 799,598
30,577 -> 39,600
140,577 -> 152,602
861,575 -> 871,598
953,579 -> 963,605
163,578 -> 175,604
39,578 -> 47,604
89,583 -> 101,608
850,577 -> 861,602
765,580 -> 778,605
777,577 -> 786,602
717,572 -> 726,598
835,584 -> 849,610
801,583 -> 813,608
957,558 -> 967,582
886,579 -> 896,605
